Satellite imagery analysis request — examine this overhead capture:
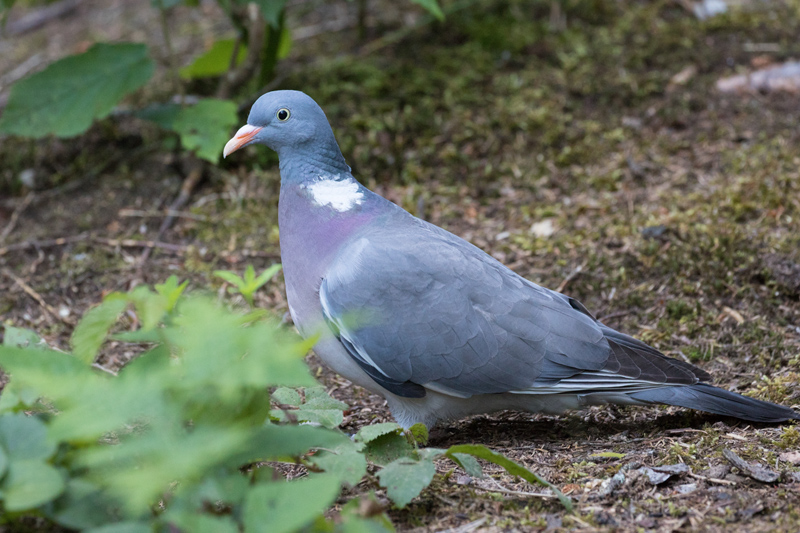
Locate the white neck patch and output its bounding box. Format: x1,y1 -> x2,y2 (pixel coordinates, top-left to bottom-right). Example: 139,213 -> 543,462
305,176 -> 364,212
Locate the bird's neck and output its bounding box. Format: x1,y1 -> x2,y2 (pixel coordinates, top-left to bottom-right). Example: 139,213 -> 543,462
278,142 -> 350,180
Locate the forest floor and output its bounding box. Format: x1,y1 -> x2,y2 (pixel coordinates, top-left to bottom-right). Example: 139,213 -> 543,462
1,0 -> 800,531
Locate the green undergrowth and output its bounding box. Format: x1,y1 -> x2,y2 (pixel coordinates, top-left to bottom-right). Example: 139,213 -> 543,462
0,276 -> 571,531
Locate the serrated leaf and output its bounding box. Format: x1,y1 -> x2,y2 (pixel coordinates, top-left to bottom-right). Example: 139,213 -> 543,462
303,386 -> 349,410
243,475 -> 341,533
172,99 -> 238,163
445,444 -> 572,510
377,458 -> 436,508
3,326 -> 43,348
0,413 -> 55,461
3,459 -> 65,511
272,387 -> 301,406
364,432 -> 415,466
411,0 -> 444,20
355,422 -> 403,444
181,38 -> 247,79
71,293 -> 128,364
0,43 -> 154,138
129,286 -> 168,331
154,275 -> 188,311
310,442 -> 367,487
297,408 -> 343,429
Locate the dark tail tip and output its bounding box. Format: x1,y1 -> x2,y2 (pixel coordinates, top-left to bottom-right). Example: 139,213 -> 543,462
629,383 -> 800,423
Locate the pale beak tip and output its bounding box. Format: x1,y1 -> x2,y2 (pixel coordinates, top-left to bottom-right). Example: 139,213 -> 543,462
223,124 -> 263,159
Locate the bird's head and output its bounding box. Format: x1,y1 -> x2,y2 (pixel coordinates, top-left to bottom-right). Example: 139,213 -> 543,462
223,90 -> 333,158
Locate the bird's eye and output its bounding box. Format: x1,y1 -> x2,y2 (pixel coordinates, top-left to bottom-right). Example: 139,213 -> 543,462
277,108 -> 291,122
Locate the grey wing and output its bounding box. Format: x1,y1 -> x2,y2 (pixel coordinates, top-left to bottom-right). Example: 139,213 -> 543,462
320,226 -> 708,399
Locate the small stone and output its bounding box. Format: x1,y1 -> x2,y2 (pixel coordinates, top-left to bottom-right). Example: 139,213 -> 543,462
530,219 -> 555,238
779,451 -> 800,465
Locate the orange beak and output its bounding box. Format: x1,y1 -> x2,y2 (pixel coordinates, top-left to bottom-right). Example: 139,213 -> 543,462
223,124 -> 264,158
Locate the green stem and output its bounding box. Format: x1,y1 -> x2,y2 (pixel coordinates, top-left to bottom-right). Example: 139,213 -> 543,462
258,9 -> 285,88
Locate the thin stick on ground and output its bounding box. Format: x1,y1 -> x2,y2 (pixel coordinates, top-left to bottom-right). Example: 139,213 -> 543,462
136,161 -> 204,270
1,267 -> 73,325
0,192 -> 35,245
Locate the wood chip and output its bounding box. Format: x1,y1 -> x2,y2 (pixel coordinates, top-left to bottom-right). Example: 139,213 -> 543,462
722,449 -> 780,483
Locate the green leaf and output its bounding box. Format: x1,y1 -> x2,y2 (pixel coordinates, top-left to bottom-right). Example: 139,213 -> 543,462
363,432 -> 415,466
411,0 -> 444,20
135,102 -> 181,130
85,523 -> 151,533
154,275 -> 188,311
214,270 -> 245,288
181,38 -> 247,79
129,286 -> 168,331
254,263 -> 282,287
271,387 -> 301,406
303,387 -> 348,410
310,442 -> 367,487
445,444 -> 572,510
377,458 -> 436,508
0,413 -> 55,461
243,475 -> 341,533
161,511 -> 239,533
355,423 -> 403,444
3,459 -> 65,511
0,444 -> 7,478
71,293 -> 129,364
591,451 -> 626,459
0,43 -> 154,138
3,326 -> 43,348
172,99 -> 238,163
449,452 -> 483,478
243,0 -> 287,27
46,479 -> 119,530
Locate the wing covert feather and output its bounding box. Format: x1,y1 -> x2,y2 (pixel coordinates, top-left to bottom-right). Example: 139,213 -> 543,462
320,222 -> 706,398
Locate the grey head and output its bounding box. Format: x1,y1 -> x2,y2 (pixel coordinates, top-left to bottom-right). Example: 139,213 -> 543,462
223,90 -> 349,177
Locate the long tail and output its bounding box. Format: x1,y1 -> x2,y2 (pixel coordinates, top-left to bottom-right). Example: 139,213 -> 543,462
629,383 -> 800,423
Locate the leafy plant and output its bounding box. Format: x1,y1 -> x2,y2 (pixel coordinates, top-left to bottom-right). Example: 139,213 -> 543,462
214,263 -> 283,306
0,275 -> 570,530
0,0 -> 446,164
0,276 -> 386,531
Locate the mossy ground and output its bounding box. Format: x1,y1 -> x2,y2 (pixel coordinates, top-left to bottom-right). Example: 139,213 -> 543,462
1,0 -> 800,531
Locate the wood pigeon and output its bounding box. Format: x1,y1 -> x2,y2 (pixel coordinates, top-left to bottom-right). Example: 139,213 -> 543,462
223,90 -> 799,428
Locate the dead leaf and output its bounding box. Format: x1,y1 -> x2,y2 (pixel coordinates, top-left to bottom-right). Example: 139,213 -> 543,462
722,306 -> 745,325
